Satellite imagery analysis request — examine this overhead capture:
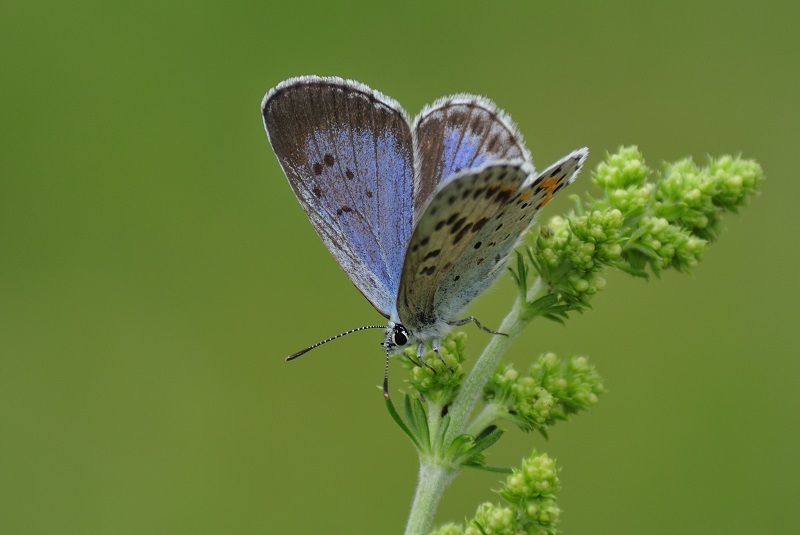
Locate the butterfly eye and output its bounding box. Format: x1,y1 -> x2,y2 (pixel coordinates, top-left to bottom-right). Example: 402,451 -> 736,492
393,326 -> 408,346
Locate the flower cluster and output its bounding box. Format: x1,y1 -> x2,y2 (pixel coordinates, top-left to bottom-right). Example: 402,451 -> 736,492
527,209 -> 625,306
519,146 -> 763,308
398,332 -> 467,405
483,353 -> 605,433
430,450 -> 562,535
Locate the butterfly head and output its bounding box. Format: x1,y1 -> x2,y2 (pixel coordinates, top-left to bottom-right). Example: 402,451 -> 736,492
380,322 -> 411,354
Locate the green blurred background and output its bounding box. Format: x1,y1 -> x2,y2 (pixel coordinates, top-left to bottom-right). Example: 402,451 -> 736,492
2,1 -> 797,533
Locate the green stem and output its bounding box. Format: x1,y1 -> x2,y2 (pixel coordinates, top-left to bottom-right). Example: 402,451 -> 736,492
405,286 -> 540,534
444,296 -> 531,446
427,400 -> 443,454
404,461 -> 457,535
465,402 -> 504,438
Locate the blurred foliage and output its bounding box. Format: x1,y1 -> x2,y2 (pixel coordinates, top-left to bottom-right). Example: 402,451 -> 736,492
1,1 -> 797,534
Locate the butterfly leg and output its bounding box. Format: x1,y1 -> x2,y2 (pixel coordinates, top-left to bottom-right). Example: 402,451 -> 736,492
416,343 -> 437,373
449,316 -> 508,337
432,338 -> 455,372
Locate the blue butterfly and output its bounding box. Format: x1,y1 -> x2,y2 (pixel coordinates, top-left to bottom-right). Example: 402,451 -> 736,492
261,76 -> 586,396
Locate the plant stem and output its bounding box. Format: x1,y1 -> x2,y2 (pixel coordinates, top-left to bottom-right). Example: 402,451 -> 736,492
404,461 -> 457,535
405,288 -> 539,534
465,402 -> 504,438
444,296 -> 531,445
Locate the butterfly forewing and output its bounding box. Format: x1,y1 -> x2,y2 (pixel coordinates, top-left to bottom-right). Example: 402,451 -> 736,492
412,96 -> 530,222
262,76 -> 415,317
434,149 -> 588,317
396,161 -> 530,331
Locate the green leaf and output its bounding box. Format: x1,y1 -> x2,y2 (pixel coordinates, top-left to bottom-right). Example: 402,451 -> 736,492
412,397 -> 431,452
508,250 -> 528,298
384,395 -> 421,450
463,464 -> 513,474
447,434 -> 474,459
542,313 -> 566,325
629,242 -> 660,260
527,293 -> 560,314
403,392 -> 419,436
615,261 -> 650,279
467,426 -> 504,459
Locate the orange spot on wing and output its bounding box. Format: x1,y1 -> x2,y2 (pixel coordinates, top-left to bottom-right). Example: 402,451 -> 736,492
538,176 -> 561,207
518,190 -> 531,201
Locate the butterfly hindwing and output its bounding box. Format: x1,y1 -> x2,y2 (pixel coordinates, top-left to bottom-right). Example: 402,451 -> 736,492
396,161 -> 531,331
434,149 -> 588,317
412,95 -> 530,222
262,76 -> 415,317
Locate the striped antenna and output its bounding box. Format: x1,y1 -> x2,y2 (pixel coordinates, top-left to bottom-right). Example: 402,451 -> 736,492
285,325 -> 385,361
382,351 -> 391,399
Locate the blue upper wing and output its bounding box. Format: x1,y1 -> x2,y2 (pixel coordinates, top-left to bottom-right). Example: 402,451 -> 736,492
262,76 -> 414,317
412,95 -> 531,223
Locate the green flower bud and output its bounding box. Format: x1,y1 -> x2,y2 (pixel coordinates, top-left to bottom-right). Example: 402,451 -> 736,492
470,503 -> 518,534
399,331 -> 467,404
484,354 -> 604,433
440,451 -> 563,535
430,523 -> 465,535
706,155 -> 763,210
592,146 -> 650,190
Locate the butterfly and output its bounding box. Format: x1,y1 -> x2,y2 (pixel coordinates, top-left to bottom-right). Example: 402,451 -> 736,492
261,76 -> 586,396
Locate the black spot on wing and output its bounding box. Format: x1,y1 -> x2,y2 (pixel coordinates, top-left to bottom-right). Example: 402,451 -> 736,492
313,162 -> 323,175
452,223 -> 473,244
423,249 -> 441,261
472,217 -> 489,233
323,153 -> 335,167
496,189 -> 513,203
451,217 -> 468,233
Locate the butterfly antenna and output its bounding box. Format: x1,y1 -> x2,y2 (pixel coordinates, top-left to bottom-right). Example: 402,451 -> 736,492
383,351 -> 390,399
285,325 -> 385,361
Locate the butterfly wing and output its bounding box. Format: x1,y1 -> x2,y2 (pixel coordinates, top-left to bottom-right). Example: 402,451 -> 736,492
262,76 -> 415,317
433,149 -> 588,318
412,95 -> 531,222
396,161 -> 531,331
